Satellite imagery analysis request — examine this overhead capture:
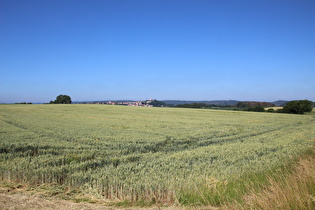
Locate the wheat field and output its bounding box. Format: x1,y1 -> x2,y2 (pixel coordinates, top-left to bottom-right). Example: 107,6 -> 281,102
0,104 -> 314,205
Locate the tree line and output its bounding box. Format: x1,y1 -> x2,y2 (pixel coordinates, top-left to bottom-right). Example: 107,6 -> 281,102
175,100 -> 314,115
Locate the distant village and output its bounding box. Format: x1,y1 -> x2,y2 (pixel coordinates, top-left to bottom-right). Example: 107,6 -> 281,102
105,99 -> 154,107
77,99 -> 155,107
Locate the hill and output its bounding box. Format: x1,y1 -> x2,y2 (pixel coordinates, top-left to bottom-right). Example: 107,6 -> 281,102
162,100 -> 239,106
272,100 -> 289,106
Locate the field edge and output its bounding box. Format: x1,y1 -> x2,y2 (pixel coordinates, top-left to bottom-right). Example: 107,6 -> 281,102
1,145 -> 314,209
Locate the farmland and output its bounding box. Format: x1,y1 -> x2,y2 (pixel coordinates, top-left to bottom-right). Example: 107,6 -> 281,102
0,104 -> 314,206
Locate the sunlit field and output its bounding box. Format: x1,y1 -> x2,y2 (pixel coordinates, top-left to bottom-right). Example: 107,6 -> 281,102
0,104 -> 314,205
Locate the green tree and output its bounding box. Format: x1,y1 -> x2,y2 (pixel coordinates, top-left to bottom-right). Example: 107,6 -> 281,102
51,95 -> 72,104
176,103 -> 208,108
266,108 -> 275,113
282,100 -> 313,114
246,106 -> 265,112
148,100 -> 166,107
237,102 -> 248,108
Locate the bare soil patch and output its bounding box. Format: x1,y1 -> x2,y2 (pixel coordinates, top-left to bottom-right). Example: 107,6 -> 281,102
0,192 -> 184,210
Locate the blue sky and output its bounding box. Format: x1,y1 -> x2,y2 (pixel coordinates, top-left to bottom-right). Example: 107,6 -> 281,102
1,0 -> 314,103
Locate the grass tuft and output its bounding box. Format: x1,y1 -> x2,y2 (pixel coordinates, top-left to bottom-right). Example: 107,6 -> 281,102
224,147 -> 315,209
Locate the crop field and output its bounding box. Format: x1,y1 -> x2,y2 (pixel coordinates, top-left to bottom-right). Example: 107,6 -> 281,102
0,104 -> 314,205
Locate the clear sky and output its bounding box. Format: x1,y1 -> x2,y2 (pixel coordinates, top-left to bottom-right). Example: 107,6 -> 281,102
1,0 -> 314,103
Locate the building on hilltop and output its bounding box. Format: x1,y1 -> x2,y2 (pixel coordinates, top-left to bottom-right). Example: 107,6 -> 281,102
105,100 -> 153,107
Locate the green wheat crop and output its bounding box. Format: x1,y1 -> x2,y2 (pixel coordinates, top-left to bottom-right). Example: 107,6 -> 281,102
0,104 -> 314,205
